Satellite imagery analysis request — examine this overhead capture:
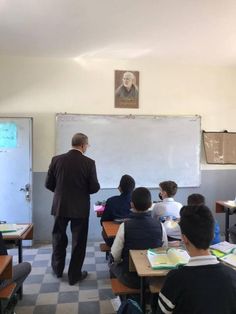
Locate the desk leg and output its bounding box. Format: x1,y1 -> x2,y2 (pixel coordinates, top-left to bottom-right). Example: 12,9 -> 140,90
225,209 -> 230,242
0,300 -> 4,314
18,240 -> 22,264
140,277 -> 146,313
17,240 -> 23,299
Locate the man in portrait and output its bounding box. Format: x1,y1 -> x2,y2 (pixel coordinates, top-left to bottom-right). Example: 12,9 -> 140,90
115,71 -> 139,108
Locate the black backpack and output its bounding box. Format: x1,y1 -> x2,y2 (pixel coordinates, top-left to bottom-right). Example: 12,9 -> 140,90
117,299 -> 143,314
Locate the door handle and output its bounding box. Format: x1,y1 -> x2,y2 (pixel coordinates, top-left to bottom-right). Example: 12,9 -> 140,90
19,184 -> 31,201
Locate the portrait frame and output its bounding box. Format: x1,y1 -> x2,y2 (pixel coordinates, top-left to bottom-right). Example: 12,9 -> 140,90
114,70 -> 139,108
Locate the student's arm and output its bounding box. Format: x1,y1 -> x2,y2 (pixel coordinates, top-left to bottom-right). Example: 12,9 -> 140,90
156,270 -> 179,314
161,223 -> 168,247
152,203 -> 164,221
111,223 -> 124,262
100,199 -> 113,224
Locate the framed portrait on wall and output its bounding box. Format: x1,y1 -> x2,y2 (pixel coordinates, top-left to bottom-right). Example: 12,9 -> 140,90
115,70 -> 139,108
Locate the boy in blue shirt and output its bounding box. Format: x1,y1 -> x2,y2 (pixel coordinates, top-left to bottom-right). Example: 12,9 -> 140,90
187,193 -> 221,244
101,174 -> 135,246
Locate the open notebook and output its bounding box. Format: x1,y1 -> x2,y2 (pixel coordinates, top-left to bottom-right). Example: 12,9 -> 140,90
147,248 -> 190,270
0,224 -> 17,233
210,241 -> 236,254
220,253 -> 236,268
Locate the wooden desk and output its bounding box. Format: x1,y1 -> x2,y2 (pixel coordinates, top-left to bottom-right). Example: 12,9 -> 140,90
102,221 -> 120,238
129,249 -> 167,312
216,201 -> 236,241
0,256 -> 12,280
3,224 -> 33,298
3,223 -> 33,264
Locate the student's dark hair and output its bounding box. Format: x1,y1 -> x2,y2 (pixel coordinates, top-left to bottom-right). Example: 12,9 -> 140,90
71,133 -> 88,147
119,175 -> 135,194
159,181 -> 178,197
132,187 -> 152,212
179,205 -> 214,249
187,193 -> 205,206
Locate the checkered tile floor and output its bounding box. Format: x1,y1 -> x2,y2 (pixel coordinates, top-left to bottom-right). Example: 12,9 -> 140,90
9,242 -> 117,314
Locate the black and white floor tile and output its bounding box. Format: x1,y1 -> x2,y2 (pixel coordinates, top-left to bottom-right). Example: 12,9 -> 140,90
9,242 -> 117,314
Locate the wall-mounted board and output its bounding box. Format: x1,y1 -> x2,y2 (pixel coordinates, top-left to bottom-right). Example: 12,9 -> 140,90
203,132 -> 236,164
56,114 -> 201,188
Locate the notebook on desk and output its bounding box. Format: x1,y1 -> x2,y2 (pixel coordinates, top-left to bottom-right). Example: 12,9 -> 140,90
220,253 -> 236,268
0,224 -> 17,233
147,248 -> 190,270
210,241 -> 236,254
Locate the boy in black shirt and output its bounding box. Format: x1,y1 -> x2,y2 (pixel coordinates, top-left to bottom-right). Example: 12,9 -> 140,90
156,205 -> 236,314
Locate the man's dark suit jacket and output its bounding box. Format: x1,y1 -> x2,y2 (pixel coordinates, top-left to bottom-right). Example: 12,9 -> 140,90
45,149 -> 100,218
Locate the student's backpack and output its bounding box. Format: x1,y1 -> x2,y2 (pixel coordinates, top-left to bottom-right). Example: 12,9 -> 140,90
117,299 -> 143,314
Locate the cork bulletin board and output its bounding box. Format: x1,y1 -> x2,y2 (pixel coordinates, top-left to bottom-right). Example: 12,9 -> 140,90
203,131 -> 236,164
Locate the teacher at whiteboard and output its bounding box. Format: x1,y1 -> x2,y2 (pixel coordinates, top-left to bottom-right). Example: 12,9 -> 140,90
45,133 -> 100,285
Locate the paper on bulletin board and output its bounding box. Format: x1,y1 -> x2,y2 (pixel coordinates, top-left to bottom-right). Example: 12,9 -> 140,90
203,132 -> 236,164
0,122 -> 17,148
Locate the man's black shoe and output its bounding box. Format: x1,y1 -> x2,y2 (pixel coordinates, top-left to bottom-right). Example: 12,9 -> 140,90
69,271 -> 88,285
52,265 -> 63,278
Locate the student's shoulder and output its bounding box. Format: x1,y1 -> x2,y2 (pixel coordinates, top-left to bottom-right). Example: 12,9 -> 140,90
175,201 -> 183,208
153,202 -> 165,211
163,268 -> 185,287
218,263 -> 236,278
106,195 -> 120,203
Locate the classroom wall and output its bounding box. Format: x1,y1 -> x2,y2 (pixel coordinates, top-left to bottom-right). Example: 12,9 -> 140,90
0,56 -> 236,242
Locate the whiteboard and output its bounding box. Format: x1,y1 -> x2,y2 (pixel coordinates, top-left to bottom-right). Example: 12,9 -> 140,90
56,114 -> 201,188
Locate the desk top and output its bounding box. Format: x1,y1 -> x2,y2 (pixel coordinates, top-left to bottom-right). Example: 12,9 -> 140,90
216,201 -> 236,213
102,221 -> 120,238
129,249 -> 169,277
2,223 -> 33,240
0,256 -> 12,280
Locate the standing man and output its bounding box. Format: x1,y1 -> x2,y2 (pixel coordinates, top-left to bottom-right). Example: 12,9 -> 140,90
45,133 -> 100,285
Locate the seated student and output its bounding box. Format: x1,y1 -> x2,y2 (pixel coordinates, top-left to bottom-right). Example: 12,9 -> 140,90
110,187 -> 167,289
187,193 -> 221,244
101,174 -> 135,246
152,181 -> 182,240
156,205 -> 236,314
0,231 -> 31,311
229,226 -> 236,244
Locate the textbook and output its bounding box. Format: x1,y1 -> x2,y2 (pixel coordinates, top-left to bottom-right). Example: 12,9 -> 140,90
147,248 -> 190,270
0,223 -> 17,233
220,253 -> 236,268
210,241 -> 236,254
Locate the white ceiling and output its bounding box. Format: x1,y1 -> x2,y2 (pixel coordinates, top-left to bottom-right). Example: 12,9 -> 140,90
0,0 -> 236,64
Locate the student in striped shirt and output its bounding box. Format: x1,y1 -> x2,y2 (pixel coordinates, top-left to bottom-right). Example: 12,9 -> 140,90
156,205 -> 236,314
